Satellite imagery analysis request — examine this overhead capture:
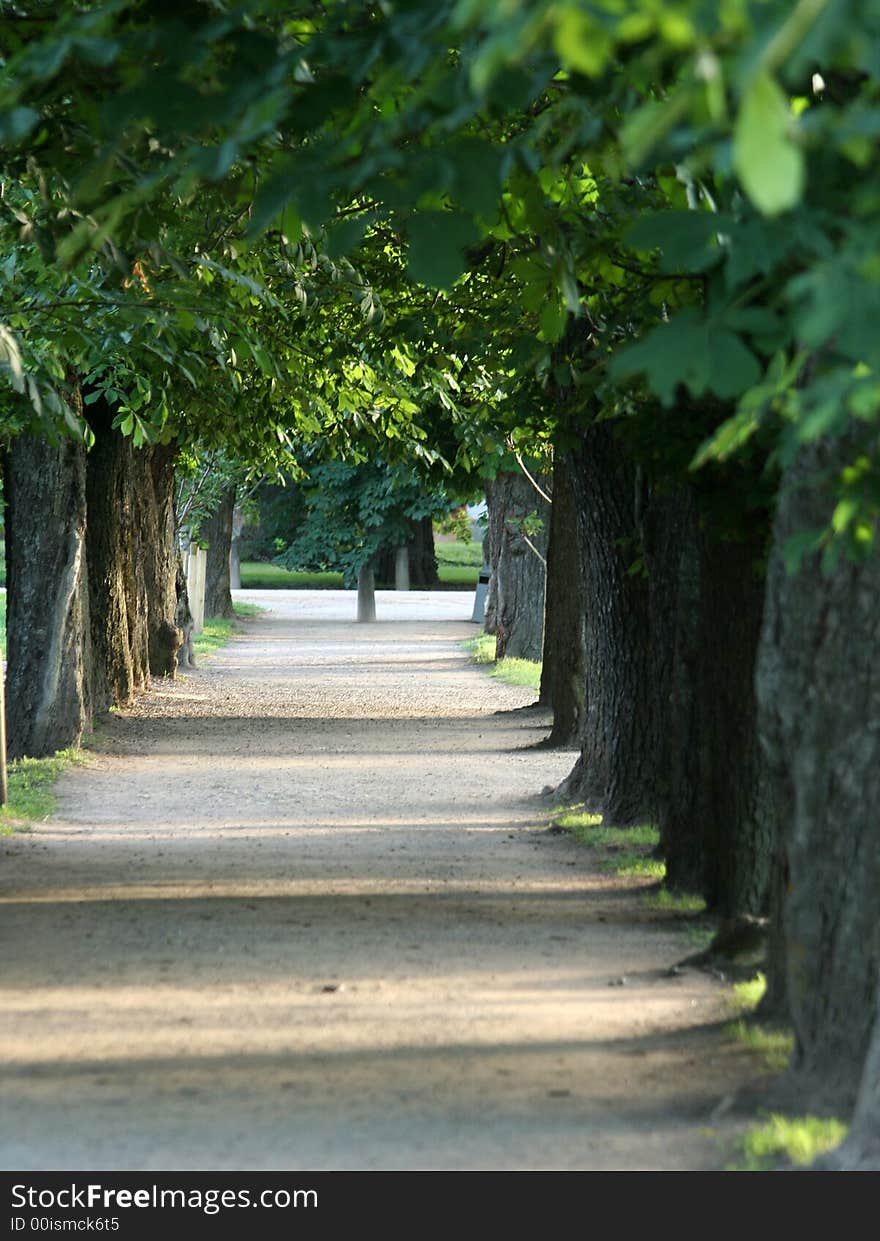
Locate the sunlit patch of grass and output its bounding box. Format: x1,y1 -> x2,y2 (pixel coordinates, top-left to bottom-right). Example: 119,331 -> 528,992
723,971 -> 793,1072
193,601 -> 264,659
730,972 -> 767,1013
192,617 -> 235,658
464,633 -> 496,664
462,634 -> 542,690
492,657 -> 541,690
732,1114 -> 848,1171
552,807 -> 604,832
725,1019 -> 794,1073
0,749 -> 87,833
614,855 -> 666,878
437,564 -> 479,587
551,809 -> 664,880
644,887 -> 707,915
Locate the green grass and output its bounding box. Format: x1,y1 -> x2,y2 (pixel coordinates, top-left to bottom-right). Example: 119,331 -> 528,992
644,887 -> 707,915
462,633 -> 542,691
733,1114 -> 848,1171
551,807 -> 665,878
193,601 -> 264,659
240,561 -> 344,589
241,558 -> 478,590
437,563 -> 479,587
435,541 -> 483,567
0,749 -> 86,833
723,969 -> 794,1074
554,805 -> 707,914
730,972 -> 768,1013
467,633 -> 496,663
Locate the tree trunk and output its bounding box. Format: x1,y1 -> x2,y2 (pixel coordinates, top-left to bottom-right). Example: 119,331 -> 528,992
136,443 -> 182,676
694,529 -> 772,916
657,511 -> 772,916
559,421 -> 775,921
560,425 -> 656,823
84,400 -> 150,711
757,437 -> 880,1110
4,431 -> 93,759
409,515 -> 439,587
813,981 -> 880,1169
176,550 -> 196,668
202,485 -> 237,619
539,453 -> 586,746
482,485 -> 503,636
484,468 -> 549,662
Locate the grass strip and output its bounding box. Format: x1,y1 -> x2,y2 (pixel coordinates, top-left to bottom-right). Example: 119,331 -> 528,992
462,633 -> 542,691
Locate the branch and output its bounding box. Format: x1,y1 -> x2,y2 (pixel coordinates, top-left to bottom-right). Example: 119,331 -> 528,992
521,532 -> 547,569
513,451 -> 552,505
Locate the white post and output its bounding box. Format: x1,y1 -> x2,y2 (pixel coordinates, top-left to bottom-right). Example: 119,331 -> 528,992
229,506 -> 243,589
357,564 -> 376,622
394,545 -> 410,592
186,544 -> 207,635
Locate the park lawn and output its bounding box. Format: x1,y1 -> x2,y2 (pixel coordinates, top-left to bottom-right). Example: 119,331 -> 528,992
242,539 -> 480,590
240,562 -> 345,589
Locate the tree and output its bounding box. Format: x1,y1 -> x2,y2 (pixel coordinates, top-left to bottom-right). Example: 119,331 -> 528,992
483,464 -> 549,663
274,457 -> 464,596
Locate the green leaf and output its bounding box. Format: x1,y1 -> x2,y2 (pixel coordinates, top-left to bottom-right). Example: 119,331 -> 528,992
706,329 -> 761,399
553,9 -> 613,76
406,211 -> 480,289
627,211 -> 729,273
733,72 -> 805,216
449,139 -> 506,218
539,295 -> 567,342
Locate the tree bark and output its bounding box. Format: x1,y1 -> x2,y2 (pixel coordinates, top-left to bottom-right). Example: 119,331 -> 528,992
657,511 -> 772,916
757,436 -> 880,1110
136,443 -> 182,675
813,980 -> 880,1169
408,515 -> 439,587
84,404 -> 149,711
202,485 -> 237,619
484,468 -> 549,662
694,529 -> 771,916
176,550 -> 196,668
539,453 -> 586,746
4,431 -> 93,759
559,425 -> 656,823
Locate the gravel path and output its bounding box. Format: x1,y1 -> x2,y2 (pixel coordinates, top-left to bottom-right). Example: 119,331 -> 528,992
0,590 -> 764,1170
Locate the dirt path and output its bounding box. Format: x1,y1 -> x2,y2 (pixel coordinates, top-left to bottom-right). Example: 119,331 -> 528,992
0,591 -> 766,1170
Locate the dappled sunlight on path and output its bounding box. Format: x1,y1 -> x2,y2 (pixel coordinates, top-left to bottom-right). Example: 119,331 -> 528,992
0,591 -> 761,1170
